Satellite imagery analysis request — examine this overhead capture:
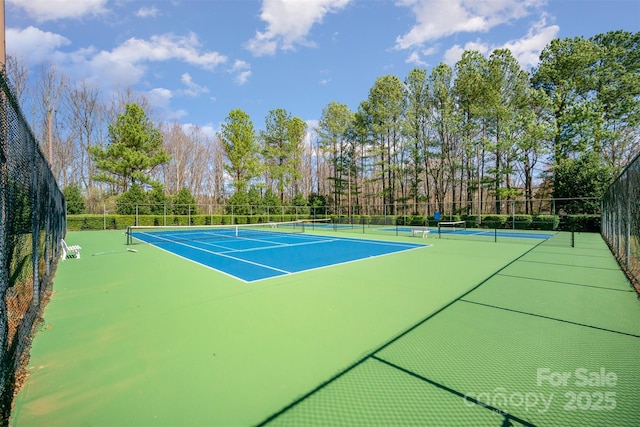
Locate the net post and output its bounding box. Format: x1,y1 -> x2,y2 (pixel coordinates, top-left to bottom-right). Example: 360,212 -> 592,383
571,228 -> 575,248
126,226 -> 131,245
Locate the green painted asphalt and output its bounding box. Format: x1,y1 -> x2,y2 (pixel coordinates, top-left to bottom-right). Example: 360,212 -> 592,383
11,230 -> 640,426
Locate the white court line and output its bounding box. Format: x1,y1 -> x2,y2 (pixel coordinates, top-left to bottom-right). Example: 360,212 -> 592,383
132,230 -> 429,282
184,231 -> 337,252
249,244 -> 429,284
217,237 -> 340,254
135,232 -> 291,274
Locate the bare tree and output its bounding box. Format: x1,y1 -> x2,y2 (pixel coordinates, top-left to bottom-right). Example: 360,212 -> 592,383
63,79 -> 106,190
158,123 -> 226,206
33,64 -> 68,184
5,55 -> 30,106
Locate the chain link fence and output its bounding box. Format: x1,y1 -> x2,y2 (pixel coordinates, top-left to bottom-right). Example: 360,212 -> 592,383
601,151 -> 640,292
0,72 -> 66,423
66,197 -> 600,234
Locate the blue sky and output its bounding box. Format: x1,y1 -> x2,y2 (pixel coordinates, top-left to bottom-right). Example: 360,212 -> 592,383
5,0 -> 639,136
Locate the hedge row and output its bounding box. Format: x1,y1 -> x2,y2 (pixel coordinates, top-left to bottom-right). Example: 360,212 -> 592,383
66,214 -> 305,231
67,213 -> 601,232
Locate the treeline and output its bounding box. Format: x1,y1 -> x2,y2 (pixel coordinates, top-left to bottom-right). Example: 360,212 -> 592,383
11,31 -> 639,217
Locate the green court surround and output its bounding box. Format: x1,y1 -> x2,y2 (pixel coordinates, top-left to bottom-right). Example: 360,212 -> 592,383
11,230 -> 640,426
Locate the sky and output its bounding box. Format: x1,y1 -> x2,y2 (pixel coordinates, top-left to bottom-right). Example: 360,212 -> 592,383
5,0 -> 640,136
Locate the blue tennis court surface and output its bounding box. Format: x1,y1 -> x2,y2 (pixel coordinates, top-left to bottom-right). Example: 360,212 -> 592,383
130,228 -> 427,282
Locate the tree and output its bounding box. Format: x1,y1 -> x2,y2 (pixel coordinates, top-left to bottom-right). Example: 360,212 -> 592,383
172,187 -> 198,215
35,63 -> 67,185
454,50 -> 490,218
363,75 -> 405,214
287,116 -> 308,199
218,109 -> 260,193
247,187 -> 264,214
116,183 -> 149,215
160,122 -> 207,196
226,191 -> 250,215
553,151 -> 612,214
6,55 -> 30,107
89,103 -> 170,193
316,101 -> 354,210
533,32 -> 640,199
484,49 -> 530,214
427,63 -> 458,214
147,183 -> 169,215
262,108 -> 307,204
532,36 -> 600,163
590,31 -> 640,173
308,193 -> 327,216
63,183 -> 85,214
64,78 -> 106,192
402,68 -> 429,214
514,87 -> 554,214
263,190 -> 281,215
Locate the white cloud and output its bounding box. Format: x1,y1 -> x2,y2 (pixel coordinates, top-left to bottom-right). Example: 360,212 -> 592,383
147,87 -> 173,108
501,17 -> 559,69
136,6 -> 160,18
235,71 -> 252,85
181,73 -> 210,97
395,0 -> 543,50
9,27 -> 228,98
406,51 -> 428,67
147,87 -> 188,121
305,119 -> 319,148
7,0 -> 108,22
6,26 -> 71,65
246,0 -> 352,56
83,33 -> 227,88
110,33 -> 227,71
229,60 -> 252,85
442,17 -> 558,69
443,40 -> 489,65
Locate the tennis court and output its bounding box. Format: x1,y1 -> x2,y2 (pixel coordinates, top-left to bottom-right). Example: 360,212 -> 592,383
11,228 -> 640,426
390,226 -> 554,240
127,221 -> 427,282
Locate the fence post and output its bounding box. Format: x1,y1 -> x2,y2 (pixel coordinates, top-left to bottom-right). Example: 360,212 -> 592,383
31,138 -> 40,305
625,172 -> 631,270
103,203 -> 106,230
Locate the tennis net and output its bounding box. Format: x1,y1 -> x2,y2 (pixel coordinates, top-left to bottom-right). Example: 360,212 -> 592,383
126,219 -> 331,245
437,220 -> 466,236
